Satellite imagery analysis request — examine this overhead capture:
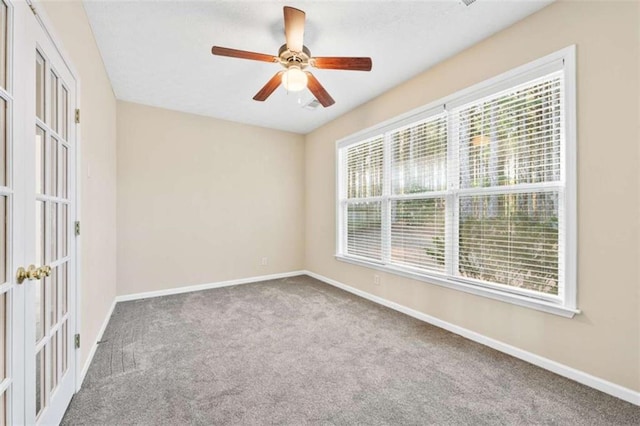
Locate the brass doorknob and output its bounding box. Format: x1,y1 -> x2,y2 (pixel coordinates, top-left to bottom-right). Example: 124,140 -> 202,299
40,265 -> 52,277
16,265 -> 38,284
16,265 -> 51,284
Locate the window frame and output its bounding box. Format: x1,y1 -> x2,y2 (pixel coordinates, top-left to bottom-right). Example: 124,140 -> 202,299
335,46 -> 578,318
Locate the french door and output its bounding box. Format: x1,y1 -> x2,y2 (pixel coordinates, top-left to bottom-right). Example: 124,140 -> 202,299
11,0 -> 78,424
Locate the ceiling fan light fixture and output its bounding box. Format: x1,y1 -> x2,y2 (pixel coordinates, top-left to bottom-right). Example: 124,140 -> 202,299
282,65 -> 308,92
211,6 -> 372,107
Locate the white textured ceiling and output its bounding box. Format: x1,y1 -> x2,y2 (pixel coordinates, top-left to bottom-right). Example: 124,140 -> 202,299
83,0 -> 554,134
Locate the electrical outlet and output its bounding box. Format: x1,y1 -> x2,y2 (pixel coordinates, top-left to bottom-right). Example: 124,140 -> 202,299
261,257 -> 268,266
373,274 -> 380,286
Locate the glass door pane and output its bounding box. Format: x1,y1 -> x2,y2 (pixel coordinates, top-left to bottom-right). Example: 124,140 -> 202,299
36,52 -> 45,122
0,171 -> 5,286
49,72 -> 57,132
0,100 -> 5,187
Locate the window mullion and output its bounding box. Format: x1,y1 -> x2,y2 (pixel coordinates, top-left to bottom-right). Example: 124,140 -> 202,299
445,106 -> 460,278
381,132 -> 392,264
336,148 -> 344,255
341,200 -> 345,255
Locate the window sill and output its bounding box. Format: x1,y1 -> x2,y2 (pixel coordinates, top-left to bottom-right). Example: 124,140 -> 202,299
335,255 -> 580,318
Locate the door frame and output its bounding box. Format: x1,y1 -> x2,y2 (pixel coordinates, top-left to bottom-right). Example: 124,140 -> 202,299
25,0 -> 82,394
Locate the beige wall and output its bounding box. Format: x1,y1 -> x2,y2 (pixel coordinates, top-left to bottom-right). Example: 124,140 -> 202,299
305,0 -> 640,392
41,1 -> 118,371
116,101 -> 305,295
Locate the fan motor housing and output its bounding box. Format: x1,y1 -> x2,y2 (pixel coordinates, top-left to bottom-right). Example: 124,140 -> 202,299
278,44 -> 311,68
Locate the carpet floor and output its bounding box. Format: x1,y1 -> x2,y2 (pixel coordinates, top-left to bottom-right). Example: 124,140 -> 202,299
62,275 -> 639,425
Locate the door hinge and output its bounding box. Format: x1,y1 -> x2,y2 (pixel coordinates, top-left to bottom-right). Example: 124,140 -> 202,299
29,4 -> 37,15
75,221 -> 81,236
75,109 -> 80,124
74,334 -> 80,349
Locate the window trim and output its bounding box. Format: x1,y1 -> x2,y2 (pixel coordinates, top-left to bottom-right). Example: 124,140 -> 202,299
335,46 -> 578,318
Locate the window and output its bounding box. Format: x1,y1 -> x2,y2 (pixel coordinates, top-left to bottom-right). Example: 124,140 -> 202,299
337,47 -> 577,317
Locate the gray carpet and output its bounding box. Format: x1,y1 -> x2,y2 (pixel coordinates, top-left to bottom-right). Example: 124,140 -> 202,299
62,275 -> 639,425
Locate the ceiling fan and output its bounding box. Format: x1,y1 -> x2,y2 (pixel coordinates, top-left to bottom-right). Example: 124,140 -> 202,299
211,6 -> 372,108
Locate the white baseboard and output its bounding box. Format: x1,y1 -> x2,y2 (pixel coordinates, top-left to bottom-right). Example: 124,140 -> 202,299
115,270 -> 306,302
303,270 -> 640,406
77,298 -> 117,391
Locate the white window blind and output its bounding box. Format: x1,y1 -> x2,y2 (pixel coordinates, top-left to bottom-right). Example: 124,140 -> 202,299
346,136 -> 384,199
344,136 -> 384,260
390,116 -> 448,195
452,73 -> 563,296
389,115 -> 448,272
336,47 -> 576,315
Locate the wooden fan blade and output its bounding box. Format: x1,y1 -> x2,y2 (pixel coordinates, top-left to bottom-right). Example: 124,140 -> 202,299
211,46 -> 277,63
312,57 -> 372,71
305,72 -> 335,107
283,6 -> 305,53
253,72 -> 284,101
